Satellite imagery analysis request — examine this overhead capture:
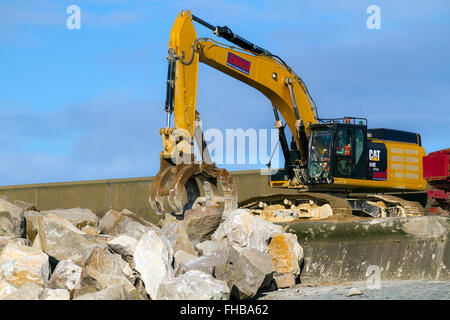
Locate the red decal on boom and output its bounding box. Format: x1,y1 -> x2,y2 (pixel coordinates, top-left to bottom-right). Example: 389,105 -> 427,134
227,52 -> 250,75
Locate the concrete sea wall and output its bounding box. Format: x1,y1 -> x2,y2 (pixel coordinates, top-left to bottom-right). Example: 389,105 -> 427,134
0,170 -> 297,225
286,216 -> 450,283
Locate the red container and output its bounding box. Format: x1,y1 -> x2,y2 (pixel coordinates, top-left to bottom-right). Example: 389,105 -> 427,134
423,148 -> 450,181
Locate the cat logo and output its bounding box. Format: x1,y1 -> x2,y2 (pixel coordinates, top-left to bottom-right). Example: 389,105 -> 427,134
369,149 -> 381,162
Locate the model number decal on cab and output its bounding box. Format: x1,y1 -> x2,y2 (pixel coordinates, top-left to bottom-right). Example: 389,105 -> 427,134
227,52 -> 250,75
368,143 -> 387,181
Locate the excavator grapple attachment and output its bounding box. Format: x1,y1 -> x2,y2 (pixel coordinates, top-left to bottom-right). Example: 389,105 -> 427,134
150,157 -> 238,215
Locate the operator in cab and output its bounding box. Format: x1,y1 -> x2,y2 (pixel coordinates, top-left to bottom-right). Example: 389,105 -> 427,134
335,130 -> 352,177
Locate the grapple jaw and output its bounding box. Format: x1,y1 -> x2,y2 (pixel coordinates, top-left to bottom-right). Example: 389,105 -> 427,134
150,156 -> 238,216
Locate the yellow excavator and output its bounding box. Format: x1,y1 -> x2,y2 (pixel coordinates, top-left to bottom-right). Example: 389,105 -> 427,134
150,11 -> 427,219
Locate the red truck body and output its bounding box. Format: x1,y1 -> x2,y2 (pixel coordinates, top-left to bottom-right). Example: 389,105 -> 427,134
423,148 -> 449,214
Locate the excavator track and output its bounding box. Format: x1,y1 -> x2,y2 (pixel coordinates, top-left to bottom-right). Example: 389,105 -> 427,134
239,192 -> 425,219
239,192 -> 353,215
350,194 -> 425,216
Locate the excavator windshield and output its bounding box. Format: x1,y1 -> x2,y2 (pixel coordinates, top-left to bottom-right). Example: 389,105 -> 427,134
308,128 -> 331,179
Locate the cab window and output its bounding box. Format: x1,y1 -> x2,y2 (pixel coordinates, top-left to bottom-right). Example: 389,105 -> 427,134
308,128 -> 331,179
334,127 -> 353,177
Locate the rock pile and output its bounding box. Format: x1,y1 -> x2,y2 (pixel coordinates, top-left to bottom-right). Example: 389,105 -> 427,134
0,198 -> 304,300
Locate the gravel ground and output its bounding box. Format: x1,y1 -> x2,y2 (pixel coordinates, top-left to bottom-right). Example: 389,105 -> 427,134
257,280 -> 450,300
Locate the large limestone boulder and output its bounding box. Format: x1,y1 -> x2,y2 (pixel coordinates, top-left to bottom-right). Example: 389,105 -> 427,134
24,211 -> 41,243
73,284 -> 135,300
40,208 -> 99,229
73,247 -> 136,299
37,214 -> 103,266
267,232 -> 304,276
0,236 -> 30,251
48,259 -> 82,292
41,288 -> 70,300
161,221 -> 197,256
182,206 -> 222,244
0,242 -> 50,287
196,240 -> 230,257
102,209 -> 158,239
173,250 -> 197,270
82,233 -> 115,246
176,254 -> 228,277
212,209 -> 283,252
13,200 -> 37,212
224,246 -> 275,300
98,209 -> 122,234
2,282 -> 43,300
107,235 -> 138,266
0,280 -> 17,299
158,270 -> 230,300
133,230 -> 174,299
0,199 -> 25,238
14,200 -> 38,211
273,273 -> 296,289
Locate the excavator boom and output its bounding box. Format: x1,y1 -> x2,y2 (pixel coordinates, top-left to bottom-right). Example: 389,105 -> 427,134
168,11 -> 317,161
151,11 -> 318,215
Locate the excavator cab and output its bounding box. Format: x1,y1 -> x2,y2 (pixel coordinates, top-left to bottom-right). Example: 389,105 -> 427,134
307,117 -> 367,185
269,117 -> 368,188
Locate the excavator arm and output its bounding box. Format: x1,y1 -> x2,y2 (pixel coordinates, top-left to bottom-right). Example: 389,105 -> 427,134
150,10 -> 318,215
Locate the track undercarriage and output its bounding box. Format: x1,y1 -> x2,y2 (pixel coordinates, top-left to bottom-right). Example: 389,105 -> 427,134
239,192 -> 425,222
150,159 -> 426,221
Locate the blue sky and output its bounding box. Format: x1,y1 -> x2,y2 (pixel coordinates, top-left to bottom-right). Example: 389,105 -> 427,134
0,0 -> 449,186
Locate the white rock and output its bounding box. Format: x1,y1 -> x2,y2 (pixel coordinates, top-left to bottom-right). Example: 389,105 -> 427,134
71,246 -> 137,299
105,209 -> 158,239
40,208 -> 98,229
41,288 -> 70,300
0,242 -> 50,287
346,287 -> 363,297
133,231 -> 174,299
40,213 -> 84,234
176,255 -> 228,277
2,282 -> 43,300
174,250 -> 197,270
48,259 -> 82,291
24,210 -> 42,243
0,280 -> 17,300
37,214 -> 102,266
226,246 -> 276,299
212,209 -> 283,252
195,240 -> 229,257
312,204 -> 333,219
107,235 -> 138,259
13,200 -> 36,212
0,199 -> 25,238
161,221 -> 197,256
73,284 -> 134,300
181,206 -> 222,244
0,236 -> 30,251
157,270 -> 229,300
98,209 -> 121,234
